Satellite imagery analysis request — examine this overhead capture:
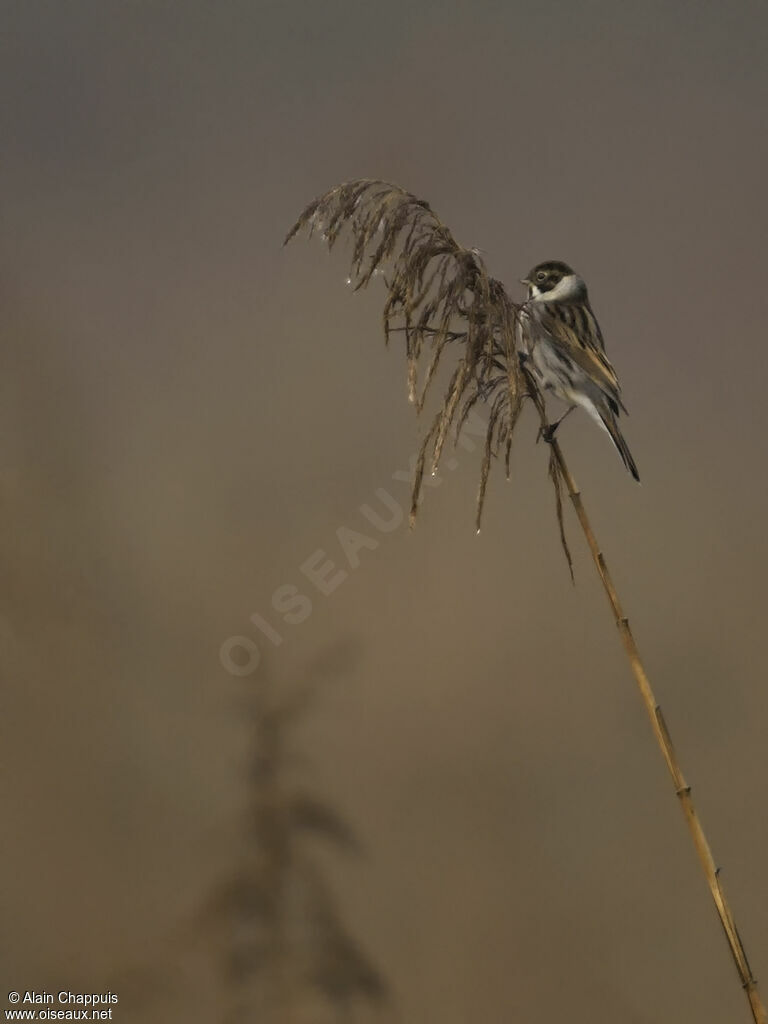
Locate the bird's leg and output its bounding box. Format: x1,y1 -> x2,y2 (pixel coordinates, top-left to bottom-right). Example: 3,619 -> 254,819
537,405 -> 576,444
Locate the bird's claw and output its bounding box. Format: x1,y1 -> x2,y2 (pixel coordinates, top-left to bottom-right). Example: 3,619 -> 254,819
536,406 -> 575,444
537,422 -> 559,445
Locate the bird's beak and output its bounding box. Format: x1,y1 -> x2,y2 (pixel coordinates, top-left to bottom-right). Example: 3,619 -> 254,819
520,278 -> 531,286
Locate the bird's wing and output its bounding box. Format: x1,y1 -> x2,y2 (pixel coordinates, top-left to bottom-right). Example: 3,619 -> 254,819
533,302 -> 625,410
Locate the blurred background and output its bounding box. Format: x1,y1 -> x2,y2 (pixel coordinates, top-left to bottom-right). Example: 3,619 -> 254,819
1,1 -> 767,1020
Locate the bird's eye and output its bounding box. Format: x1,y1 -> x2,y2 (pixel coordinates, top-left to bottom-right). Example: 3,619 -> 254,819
536,271 -> 547,282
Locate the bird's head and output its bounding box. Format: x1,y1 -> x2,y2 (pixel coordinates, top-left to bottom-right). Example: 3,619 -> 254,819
521,260 -> 585,302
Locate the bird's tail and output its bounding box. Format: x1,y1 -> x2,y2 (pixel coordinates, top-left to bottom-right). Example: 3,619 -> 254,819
599,409 -> 640,482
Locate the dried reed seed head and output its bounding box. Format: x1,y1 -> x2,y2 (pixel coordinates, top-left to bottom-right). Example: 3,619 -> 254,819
287,180 -> 572,564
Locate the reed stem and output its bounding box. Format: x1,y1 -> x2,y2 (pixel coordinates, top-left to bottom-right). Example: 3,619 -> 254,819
547,435 -> 766,1024
287,178 -> 764,1020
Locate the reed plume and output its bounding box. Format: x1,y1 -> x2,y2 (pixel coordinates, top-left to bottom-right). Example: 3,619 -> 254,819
285,179 -> 528,541
285,179 -> 766,1024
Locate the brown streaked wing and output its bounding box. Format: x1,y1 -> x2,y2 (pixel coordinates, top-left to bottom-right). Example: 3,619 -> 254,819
536,303 -> 624,406
583,301 -> 606,351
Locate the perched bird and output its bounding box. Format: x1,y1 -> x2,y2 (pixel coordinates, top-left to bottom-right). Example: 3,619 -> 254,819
518,260 -> 639,481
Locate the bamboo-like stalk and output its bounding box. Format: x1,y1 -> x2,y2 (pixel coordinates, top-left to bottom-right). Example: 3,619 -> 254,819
286,178 -> 765,1021
546,433 -> 767,1024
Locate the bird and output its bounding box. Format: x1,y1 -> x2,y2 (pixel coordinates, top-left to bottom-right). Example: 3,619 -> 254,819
517,260 -> 639,481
